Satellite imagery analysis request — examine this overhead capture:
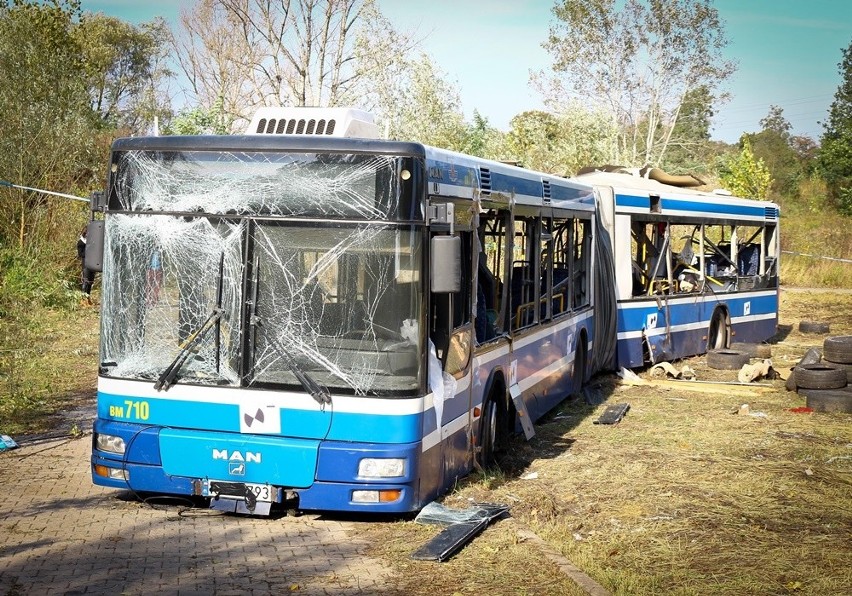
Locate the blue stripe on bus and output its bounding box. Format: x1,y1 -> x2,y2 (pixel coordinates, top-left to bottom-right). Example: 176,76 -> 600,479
97,390 -> 424,444
615,194 -> 768,218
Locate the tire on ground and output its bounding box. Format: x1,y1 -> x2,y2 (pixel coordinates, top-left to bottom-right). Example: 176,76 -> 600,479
785,370 -> 798,392
801,387 -> 852,413
707,349 -> 751,370
794,364 -> 848,390
823,360 -> 852,384
823,335 -> 852,364
732,342 -> 772,358
799,321 -> 830,334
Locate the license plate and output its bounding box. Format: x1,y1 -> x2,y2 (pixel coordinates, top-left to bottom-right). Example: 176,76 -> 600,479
207,480 -> 274,503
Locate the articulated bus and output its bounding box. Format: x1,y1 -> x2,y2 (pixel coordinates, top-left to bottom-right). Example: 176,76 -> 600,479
88,107 -> 616,514
582,170 -> 780,368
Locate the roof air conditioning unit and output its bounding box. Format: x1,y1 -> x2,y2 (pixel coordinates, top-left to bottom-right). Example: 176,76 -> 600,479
246,107 -> 380,139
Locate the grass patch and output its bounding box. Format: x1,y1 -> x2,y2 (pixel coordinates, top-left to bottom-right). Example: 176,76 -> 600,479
0,298 -> 99,436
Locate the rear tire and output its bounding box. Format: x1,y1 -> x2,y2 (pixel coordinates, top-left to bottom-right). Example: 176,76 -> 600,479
707,310 -> 729,351
478,392 -> 507,470
573,340 -> 587,396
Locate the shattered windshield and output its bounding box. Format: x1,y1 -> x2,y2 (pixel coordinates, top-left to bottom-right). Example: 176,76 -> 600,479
100,148 -> 425,395
100,214 -> 244,386
250,224 -> 424,395
109,150 -> 409,219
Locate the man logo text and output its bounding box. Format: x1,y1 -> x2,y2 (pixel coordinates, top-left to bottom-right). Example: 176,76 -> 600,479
212,449 -> 261,463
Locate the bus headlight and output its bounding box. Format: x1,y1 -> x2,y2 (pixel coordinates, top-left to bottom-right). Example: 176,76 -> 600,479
358,458 -> 405,478
95,433 -> 126,455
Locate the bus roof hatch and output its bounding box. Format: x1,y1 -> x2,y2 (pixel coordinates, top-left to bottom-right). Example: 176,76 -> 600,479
246,107 -> 381,139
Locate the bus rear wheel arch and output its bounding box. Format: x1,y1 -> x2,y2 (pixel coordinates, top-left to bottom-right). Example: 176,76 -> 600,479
477,375 -> 510,469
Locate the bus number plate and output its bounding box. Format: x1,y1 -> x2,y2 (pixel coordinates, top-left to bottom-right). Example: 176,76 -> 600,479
208,480 -> 274,503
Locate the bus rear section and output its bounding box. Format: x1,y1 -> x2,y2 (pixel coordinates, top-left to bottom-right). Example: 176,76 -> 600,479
583,170 -> 780,368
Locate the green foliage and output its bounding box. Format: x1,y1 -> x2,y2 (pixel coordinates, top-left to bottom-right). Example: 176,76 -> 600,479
661,86 -> 715,173
0,0 -> 96,250
719,137 -> 772,199
504,107 -> 615,175
818,38 -> 852,215
745,107 -> 802,199
74,12 -> 172,134
378,53 -> 470,151
164,98 -> 232,135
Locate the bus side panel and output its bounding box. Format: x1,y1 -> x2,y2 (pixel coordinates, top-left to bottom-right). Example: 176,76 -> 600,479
509,312 -> 595,420
417,376 -> 475,506
616,290 -> 778,367
729,290 -> 779,344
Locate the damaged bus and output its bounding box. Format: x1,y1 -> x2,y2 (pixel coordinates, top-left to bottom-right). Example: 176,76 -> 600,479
88,107 -> 614,514
578,168 -> 780,368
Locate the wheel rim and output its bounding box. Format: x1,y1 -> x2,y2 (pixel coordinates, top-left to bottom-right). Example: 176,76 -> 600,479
480,399 -> 498,467
709,313 -> 727,350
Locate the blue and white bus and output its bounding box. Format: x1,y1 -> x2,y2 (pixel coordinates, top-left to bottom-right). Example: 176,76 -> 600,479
581,169 -> 780,368
89,107 -> 614,514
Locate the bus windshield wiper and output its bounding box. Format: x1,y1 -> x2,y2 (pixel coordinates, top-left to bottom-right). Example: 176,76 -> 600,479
155,253 -> 225,392
154,308 -> 222,391
271,339 -> 331,406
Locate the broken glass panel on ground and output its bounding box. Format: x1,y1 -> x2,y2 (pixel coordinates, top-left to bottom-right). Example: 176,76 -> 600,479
411,502 -> 510,561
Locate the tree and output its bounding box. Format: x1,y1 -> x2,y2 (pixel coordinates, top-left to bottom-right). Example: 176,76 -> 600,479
504,107 -> 616,175
720,137 -> 772,200
535,0 -> 735,167
747,106 -> 801,198
377,53 -> 469,150
74,13 -> 173,134
661,85 -> 715,173
818,38 -> 852,215
173,0 -> 414,129
0,0 -> 98,254
760,105 -> 792,142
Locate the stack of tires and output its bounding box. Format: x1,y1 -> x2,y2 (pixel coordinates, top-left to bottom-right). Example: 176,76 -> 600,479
792,336 -> 852,413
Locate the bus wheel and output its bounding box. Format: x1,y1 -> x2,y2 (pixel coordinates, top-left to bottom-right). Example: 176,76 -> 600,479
478,396 -> 499,469
707,310 -> 728,351
573,340 -> 587,396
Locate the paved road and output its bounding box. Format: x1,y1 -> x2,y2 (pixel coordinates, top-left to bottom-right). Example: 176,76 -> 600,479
0,435 -> 395,595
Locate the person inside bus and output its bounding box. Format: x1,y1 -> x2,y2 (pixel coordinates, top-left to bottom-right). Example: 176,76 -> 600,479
476,252 -> 497,342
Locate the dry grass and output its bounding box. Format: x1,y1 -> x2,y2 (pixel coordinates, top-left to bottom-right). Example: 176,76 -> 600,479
361,290 -> 852,595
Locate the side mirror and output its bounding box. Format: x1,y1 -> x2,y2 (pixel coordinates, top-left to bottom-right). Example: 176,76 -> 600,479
430,235 -> 461,293
84,220 -> 105,273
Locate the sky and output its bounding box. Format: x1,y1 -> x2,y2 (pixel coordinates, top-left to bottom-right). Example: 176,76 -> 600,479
83,0 -> 852,143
